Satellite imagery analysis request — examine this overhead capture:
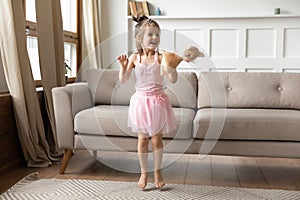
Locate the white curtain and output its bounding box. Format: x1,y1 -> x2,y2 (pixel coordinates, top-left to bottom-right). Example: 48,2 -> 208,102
35,0 -> 65,155
0,0 -> 54,167
78,0 -> 102,81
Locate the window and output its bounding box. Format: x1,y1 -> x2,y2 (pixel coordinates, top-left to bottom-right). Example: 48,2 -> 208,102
24,0 -> 80,83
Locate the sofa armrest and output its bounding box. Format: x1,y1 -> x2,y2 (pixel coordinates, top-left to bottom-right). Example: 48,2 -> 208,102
52,83 -> 93,149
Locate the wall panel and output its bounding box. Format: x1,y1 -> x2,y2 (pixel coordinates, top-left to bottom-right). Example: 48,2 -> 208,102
284,28 -> 300,58
246,29 -> 276,58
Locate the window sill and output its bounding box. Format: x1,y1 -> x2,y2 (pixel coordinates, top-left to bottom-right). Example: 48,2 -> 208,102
0,92 -> 10,97
34,77 -> 76,88
0,77 -> 77,95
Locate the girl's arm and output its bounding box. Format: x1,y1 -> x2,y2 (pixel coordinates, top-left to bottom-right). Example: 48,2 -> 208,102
159,53 -> 178,83
118,54 -> 135,83
167,69 -> 178,83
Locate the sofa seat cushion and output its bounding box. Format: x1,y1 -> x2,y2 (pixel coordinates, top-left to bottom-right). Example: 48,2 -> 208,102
74,105 -> 195,139
193,108 -> 300,141
167,107 -> 195,139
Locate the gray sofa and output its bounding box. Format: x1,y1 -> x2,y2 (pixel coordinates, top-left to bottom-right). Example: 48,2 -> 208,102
52,69 -> 300,174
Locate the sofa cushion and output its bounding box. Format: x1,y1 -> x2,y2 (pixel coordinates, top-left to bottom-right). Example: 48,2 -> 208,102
164,72 -> 198,108
74,105 -> 133,137
74,105 -> 195,139
86,69 -> 197,108
165,107 -> 195,139
193,108 -> 300,141
198,72 -> 300,109
86,69 -> 135,106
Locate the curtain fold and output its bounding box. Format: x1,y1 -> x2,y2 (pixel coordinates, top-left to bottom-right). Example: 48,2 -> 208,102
78,0 -> 102,81
35,0 -> 65,155
0,0 -> 53,167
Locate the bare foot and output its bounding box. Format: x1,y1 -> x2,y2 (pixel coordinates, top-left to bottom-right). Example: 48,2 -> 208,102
154,171 -> 165,189
138,173 -> 148,189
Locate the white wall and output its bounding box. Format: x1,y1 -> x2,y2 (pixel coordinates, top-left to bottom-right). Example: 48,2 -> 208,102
99,0 -> 300,36
100,0 -> 128,41
100,0 -> 300,72
101,0 -> 300,37
146,0 -> 300,16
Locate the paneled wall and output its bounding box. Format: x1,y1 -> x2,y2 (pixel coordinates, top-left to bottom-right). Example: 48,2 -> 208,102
0,94 -> 24,175
128,15 -> 300,73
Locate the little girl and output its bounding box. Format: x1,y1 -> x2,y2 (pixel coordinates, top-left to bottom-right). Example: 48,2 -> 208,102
118,15 -> 178,189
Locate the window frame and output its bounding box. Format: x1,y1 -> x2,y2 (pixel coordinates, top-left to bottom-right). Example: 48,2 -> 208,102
23,0 -> 81,86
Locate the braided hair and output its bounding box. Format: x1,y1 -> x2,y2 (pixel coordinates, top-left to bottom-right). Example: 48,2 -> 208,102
132,15 -> 160,54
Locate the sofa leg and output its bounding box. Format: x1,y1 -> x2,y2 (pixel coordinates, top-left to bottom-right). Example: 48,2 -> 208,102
60,149 -> 73,174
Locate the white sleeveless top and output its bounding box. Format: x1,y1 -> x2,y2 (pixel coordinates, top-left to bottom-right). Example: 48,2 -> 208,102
133,52 -> 163,93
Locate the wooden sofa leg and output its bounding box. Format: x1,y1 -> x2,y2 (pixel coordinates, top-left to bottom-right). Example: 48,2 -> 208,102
60,149 -> 73,174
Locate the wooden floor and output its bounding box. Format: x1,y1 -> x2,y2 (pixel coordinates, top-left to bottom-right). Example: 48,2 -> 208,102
1,150 -> 300,194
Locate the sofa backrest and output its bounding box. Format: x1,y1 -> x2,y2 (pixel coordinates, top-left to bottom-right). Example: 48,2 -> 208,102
86,69 -> 133,106
86,69 -> 198,108
164,71 -> 198,108
198,72 -> 300,109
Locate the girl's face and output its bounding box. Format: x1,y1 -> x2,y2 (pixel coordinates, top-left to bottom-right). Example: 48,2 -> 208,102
142,27 -> 160,50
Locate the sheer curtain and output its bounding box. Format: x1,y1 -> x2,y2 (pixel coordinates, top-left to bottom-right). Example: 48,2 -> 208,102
0,0 -> 53,167
78,0 -> 102,81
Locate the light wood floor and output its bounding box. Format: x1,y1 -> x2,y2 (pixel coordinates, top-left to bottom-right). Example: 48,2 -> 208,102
1,150 -> 300,194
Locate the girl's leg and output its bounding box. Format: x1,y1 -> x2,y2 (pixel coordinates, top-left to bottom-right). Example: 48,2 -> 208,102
137,133 -> 149,189
151,133 -> 165,189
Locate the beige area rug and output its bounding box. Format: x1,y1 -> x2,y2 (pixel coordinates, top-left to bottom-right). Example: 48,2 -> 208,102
1,173 -> 300,200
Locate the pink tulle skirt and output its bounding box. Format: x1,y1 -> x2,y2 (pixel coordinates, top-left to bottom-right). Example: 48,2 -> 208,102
128,90 -> 176,136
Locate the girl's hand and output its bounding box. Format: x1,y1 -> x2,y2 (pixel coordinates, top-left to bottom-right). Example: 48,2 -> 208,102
117,54 -> 128,70
118,54 -> 134,83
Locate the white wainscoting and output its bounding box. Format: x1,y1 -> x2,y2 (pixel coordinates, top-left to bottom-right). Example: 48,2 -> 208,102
128,15 -> 300,73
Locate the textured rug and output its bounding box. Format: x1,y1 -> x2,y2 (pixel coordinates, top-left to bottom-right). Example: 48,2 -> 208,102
1,173 -> 300,200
